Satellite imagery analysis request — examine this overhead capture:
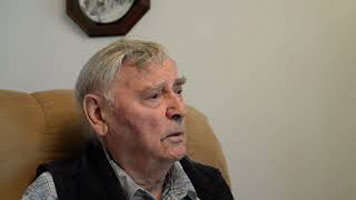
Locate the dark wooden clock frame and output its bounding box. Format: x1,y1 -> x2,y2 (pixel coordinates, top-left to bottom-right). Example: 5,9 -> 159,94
66,0 -> 150,37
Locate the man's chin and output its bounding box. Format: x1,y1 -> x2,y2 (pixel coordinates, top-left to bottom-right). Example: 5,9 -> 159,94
163,146 -> 187,162
173,147 -> 188,160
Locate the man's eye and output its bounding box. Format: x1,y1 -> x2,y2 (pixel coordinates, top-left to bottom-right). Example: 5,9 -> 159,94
175,87 -> 183,95
148,92 -> 161,100
150,94 -> 159,99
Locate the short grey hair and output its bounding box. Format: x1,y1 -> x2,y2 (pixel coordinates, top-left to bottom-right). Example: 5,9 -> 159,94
74,39 -> 168,113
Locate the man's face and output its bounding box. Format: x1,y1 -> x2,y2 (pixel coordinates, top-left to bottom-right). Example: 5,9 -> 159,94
105,59 -> 187,163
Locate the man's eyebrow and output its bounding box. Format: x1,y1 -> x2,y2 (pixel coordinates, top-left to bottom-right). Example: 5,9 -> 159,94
174,76 -> 187,86
142,76 -> 187,95
142,82 -> 165,95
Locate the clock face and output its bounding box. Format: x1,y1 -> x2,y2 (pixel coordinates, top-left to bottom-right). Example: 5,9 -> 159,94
79,0 -> 135,24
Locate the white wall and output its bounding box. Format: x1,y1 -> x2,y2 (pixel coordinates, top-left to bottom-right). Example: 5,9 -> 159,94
1,0 -> 356,199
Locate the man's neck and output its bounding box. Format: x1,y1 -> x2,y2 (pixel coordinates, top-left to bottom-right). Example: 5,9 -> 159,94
109,149 -> 174,199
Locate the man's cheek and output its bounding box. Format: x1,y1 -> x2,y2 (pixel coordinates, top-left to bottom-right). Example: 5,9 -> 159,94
133,114 -> 162,131
145,116 -> 163,131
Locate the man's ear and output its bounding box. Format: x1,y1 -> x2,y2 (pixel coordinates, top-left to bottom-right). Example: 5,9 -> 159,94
83,94 -> 108,137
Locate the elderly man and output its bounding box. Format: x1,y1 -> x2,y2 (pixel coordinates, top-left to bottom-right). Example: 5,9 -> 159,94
22,39 -> 233,200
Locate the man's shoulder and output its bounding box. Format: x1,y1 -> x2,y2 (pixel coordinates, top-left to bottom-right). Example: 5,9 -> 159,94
22,172 -> 58,200
180,157 -> 222,178
180,157 -> 234,200
36,157 -> 83,179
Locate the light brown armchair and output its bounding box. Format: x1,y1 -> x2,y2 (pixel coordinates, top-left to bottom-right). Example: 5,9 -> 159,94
0,89 -> 230,200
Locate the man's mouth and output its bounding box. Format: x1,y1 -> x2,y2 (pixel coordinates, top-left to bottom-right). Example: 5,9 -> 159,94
161,131 -> 185,141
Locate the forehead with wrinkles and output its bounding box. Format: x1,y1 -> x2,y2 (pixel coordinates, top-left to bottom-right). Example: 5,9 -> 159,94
111,58 -> 179,94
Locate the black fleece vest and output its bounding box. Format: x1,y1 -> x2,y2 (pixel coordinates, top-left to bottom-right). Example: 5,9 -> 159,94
37,141 -> 234,200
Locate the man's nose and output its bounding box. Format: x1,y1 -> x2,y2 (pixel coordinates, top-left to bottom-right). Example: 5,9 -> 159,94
166,93 -> 186,124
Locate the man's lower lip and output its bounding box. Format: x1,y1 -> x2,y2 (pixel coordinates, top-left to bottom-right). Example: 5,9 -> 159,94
163,133 -> 184,141
165,136 -> 184,142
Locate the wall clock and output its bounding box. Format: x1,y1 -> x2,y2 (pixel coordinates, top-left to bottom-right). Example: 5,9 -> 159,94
66,0 -> 150,37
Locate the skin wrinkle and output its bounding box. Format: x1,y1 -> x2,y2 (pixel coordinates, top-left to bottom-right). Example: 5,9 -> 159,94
141,76 -> 186,108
